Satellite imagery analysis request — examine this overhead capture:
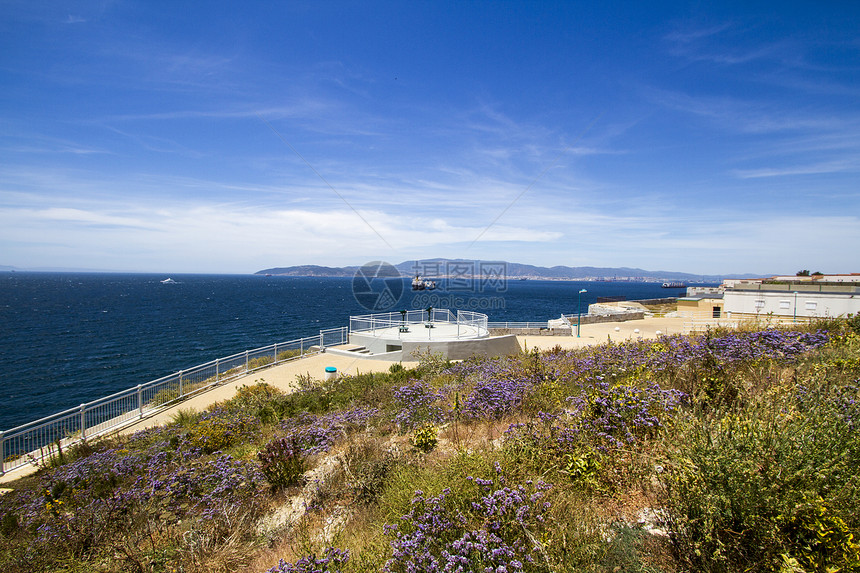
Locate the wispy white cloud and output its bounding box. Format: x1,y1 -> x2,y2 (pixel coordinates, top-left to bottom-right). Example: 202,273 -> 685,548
664,20 -> 796,67
663,23 -> 733,44
104,102 -> 332,123
643,88 -> 834,134
733,160 -> 859,179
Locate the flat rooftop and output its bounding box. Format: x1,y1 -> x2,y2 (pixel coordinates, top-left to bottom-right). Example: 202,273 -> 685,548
352,320 -> 487,342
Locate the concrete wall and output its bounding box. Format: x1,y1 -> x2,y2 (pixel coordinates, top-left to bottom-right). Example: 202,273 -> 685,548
402,334 -> 522,361
489,327 -> 570,336
349,332 -> 405,354
631,297 -> 678,305
348,332 -> 522,360
687,286 -> 723,296
678,297 -> 724,319
580,310 -> 645,324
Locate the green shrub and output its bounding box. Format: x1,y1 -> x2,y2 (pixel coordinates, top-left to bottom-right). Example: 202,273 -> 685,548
170,407 -> 199,427
223,382 -> 288,422
845,313 -> 860,336
151,386 -> 180,407
258,435 -> 305,489
185,412 -> 259,454
661,380 -> 860,572
342,439 -> 400,505
277,348 -> 303,361
779,496 -> 860,572
409,423 -> 438,453
248,355 -> 275,370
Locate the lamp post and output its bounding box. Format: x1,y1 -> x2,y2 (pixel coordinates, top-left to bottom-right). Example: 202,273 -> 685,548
793,291 -> 798,323
577,289 -> 587,337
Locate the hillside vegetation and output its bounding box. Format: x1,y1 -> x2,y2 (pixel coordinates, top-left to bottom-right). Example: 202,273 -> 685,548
1,317 -> 859,573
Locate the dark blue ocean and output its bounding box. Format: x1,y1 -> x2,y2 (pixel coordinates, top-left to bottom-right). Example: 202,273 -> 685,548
0,273 -> 702,430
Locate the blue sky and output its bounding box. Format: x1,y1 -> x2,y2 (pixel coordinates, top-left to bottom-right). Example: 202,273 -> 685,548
1,1 -> 858,275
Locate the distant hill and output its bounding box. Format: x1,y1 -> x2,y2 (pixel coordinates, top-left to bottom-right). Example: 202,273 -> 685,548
256,259 -> 760,282
256,264 -> 363,277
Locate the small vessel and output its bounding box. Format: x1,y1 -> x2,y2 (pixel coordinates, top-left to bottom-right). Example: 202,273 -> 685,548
661,282 -> 686,288
412,275 -> 437,290
160,278 -> 177,284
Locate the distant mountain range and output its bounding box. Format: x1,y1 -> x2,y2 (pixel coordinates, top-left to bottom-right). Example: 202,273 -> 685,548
256,259 -> 761,282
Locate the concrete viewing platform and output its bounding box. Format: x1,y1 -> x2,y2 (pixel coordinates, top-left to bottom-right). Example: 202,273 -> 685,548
336,309 -> 522,361
352,321 -> 487,342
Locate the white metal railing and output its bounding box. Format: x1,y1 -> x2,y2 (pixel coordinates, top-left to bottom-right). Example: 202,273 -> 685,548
488,321 -> 550,329
320,326 -> 349,348
350,309 -> 488,337
456,310 -> 489,333
0,327 -> 349,476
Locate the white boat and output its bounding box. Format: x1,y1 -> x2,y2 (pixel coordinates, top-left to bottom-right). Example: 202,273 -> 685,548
160,278 -> 177,284
412,275 -> 437,290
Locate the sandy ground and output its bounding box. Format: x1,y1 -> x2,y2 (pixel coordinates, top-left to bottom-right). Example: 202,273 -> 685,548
517,315 -> 689,351
1,315 -> 696,484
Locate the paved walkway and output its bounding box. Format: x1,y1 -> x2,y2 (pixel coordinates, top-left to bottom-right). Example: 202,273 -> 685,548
120,353 -> 419,434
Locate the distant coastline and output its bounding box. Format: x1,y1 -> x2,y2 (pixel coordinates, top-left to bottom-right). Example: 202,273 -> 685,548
255,258 -> 760,283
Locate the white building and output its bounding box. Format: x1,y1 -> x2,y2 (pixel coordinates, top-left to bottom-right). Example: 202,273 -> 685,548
723,281 -> 860,320
768,273 -> 860,284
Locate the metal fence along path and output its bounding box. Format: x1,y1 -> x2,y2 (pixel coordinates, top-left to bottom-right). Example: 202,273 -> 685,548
0,327 -> 348,475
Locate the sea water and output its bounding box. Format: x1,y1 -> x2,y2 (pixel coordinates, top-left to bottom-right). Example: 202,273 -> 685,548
0,272 -> 698,430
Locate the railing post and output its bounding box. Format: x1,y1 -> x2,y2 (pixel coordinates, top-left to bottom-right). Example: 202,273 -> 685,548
137,385 -> 143,418
274,342 -> 278,364
245,350 -> 249,372
80,404 -> 87,440
300,338 -> 304,356
179,370 -> 184,398
216,358 -> 220,380
0,431 -> 5,476
320,330 -> 325,351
